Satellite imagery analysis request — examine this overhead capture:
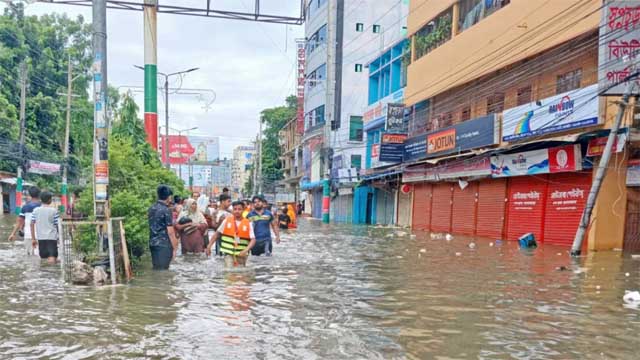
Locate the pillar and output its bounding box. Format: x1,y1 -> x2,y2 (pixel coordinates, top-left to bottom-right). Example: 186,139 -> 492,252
143,0 -> 158,149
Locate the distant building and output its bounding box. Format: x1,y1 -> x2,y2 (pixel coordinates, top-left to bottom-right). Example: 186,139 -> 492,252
232,145 -> 256,197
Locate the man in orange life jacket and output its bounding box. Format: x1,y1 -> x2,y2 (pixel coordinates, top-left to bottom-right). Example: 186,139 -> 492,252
206,201 -> 256,267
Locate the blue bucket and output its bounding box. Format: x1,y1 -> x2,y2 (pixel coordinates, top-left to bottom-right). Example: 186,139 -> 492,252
518,233 -> 537,248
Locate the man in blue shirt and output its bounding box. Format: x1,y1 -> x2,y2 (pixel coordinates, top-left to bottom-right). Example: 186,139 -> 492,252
247,195 -> 280,256
8,186 -> 41,255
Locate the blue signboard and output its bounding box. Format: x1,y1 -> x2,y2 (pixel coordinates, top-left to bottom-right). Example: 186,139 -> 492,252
379,134 -> 407,163
403,114 -> 498,162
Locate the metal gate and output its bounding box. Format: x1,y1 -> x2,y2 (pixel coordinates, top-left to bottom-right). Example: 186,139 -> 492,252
505,176 -> 548,242
312,189 -> 323,219
476,179 -> 507,239
543,172 -> 592,247
451,182 -> 478,236
431,183 -> 453,233
624,187 -> 640,253
397,188 -> 413,227
412,183 -> 432,231
375,188 -> 396,225
332,193 -> 353,223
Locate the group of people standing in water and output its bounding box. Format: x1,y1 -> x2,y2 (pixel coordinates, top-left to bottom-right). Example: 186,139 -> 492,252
148,184 -> 296,270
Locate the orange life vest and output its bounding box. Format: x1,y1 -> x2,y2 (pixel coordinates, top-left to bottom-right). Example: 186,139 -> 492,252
220,216 -> 252,256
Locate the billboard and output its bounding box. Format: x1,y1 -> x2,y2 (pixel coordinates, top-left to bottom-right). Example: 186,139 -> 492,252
160,135 -> 220,164
296,39 -> 306,135
490,144 -> 582,178
502,84 -> 599,142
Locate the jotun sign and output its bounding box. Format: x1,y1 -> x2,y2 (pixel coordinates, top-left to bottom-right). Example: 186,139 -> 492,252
403,114 -> 499,162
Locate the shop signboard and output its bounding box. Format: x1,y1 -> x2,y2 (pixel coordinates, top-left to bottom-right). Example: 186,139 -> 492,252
363,89 -> 404,127
296,39 -> 306,134
379,134 -> 407,163
502,84 -> 599,142
27,160 -> 61,175
403,114 -> 498,162
385,103 -> 405,133
160,135 -> 220,164
491,144 -> 582,178
627,159 -> 640,186
402,155 -> 491,183
586,131 -> 627,156
598,1 -> 640,95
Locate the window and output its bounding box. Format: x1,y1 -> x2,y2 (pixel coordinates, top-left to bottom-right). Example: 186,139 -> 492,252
305,105 -> 325,131
355,64 -> 363,72
349,116 -> 364,141
401,26 -> 408,36
413,9 -> 452,60
556,68 -> 582,94
307,63 -> 326,90
459,0 -> 511,32
486,92 -> 505,114
356,23 -> 364,32
351,155 -> 362,169
368,39 -> 410,104
409,99 -> 431,134
307,24 -> 327,56
461,106 -> 471,121
373,24 -> 381,33
438,112 -> 453,128
516,85 -> 532,106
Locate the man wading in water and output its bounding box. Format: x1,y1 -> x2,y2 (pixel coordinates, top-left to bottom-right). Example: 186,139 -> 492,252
247,195 -> 280,256
148,185 -> 180,270
206,201 -> 255,267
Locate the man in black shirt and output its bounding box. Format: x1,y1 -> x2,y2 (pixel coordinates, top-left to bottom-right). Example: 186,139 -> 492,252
148,185 -> 179,270
278,206 -> 291,230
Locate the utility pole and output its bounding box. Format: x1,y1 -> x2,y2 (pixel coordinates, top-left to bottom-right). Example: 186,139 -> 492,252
322,0 -> 338,224
93,0 -> 109,219
257,117 -> 263,194
164,76 -> 170,169
571,78 -> 635,256
143,0 -> 159,150
61,54 -> 72,215
16,60 -> 27,215
252,135 -> 258,195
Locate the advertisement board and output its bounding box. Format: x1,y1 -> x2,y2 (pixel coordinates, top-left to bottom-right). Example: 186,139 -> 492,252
160,135 -> 220,164
491,144 -> 582,178
27,160 -> 61,175
403,114 -> 498,162
586,131 -> 627,156
598,1 -> 640,95
627,159 -> 640,186
296,39 -> 306,134
502,84 -> 599,142
385,103 -> 405,133
379,134 -> 407,163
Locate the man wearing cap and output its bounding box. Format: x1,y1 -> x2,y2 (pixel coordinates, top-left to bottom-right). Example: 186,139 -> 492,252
247,195 -> 280,256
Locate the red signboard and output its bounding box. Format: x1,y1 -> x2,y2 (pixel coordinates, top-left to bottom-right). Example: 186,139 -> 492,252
296,40 -> 306,135
427,128 -> 456,154
160,135 -> 196,164
586,132 -> 626,157
549,144 -> 581,173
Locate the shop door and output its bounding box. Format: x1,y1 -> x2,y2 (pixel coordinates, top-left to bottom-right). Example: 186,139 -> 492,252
376,189 -> 395,225
431,183 -> 453,233
312,189 -> 323,219
505,176 -> 548,242
624,188 -> 640,253
397,189 -> 413,227
476,179 -> 507,239
412,183 -> 432,231
543,172 -> 592,246
451,182 -> 478,236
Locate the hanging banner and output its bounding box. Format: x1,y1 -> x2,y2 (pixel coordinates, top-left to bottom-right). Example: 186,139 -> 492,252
491,144 -> 582,178
502,84 -> 599,142
95,161 -> 109,184
402,155 -> 491,183
385,103 -> 406,133
296,39 -> 306,135
403,114 -> 498,162
598,1 -> 640,95
379,134 -> 407,163
586,131 -> 628,156
27,160 -> 61,175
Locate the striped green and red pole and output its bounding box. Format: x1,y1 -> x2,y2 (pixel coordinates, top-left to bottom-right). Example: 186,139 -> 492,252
143,0 -> 158,150
322,179 -> 330,223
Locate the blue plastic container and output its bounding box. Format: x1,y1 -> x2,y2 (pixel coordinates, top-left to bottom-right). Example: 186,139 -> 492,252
518,233 -> 537,248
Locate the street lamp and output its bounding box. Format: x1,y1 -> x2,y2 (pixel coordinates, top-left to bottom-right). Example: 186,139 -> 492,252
134,65 -> 200,169
159,125 -> 197,179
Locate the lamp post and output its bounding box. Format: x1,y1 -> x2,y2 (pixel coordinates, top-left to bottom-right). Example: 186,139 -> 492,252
159,125 -> 197,179
134,65 -> 199,168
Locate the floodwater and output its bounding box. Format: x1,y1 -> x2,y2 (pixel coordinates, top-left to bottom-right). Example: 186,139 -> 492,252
1,215 -> 640,359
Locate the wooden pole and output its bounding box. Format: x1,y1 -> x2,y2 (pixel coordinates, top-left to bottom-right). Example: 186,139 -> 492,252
118,220 -> 133,281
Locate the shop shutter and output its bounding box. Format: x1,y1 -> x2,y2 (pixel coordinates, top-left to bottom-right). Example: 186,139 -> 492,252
331,194 -> 353,223
376,189 -> 395,225
505,176 -> 548,242
397,189 -> 413,227
543,172 -> 592,246
451,182 -> 478,235
431,183 -> 453,233
412,183 -> 432,231
476,179 -> 507,239
312,189 -> 323,219
624,188 -> 640,253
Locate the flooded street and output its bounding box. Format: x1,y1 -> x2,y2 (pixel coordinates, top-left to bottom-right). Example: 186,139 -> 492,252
1,215 -> 640,359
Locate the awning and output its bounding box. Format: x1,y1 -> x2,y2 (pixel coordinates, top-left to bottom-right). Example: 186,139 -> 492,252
0,178 -> 35,187
364,117 -> 385,132
300,180 -> 324,191
361,169 -> 402,181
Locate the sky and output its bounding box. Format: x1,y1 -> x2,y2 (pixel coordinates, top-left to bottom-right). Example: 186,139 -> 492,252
16,0 -> 304,158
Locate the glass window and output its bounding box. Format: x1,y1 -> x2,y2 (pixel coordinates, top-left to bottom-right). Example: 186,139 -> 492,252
373,24 -> 381,33
351,155 -> 362,169
307,63 -> 326,91
355,64 -> 363,72
356,23 -> 364,32
349,116 -> 364,141
307,24 -> 327,56
315,105 -> 325,125
556,69 -> 582,94
413,9 -> 452,60
459,0 -> 510,32
486,93 -> 505,115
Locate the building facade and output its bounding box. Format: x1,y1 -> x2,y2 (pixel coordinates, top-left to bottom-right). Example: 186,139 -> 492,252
300,0 -> 409,220
279,117 -> 303,198
402,0 -> 636,251
232,145 -> 255,197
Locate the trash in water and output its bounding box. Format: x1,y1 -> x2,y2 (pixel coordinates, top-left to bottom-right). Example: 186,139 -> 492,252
623,291 -> 640,304
632,254 -> 640,260
445,234 -> 453,241
557,253 -> 562,256
396,256 -> 403,259
573,267 -> 588,274
489,242 -> 494,247
419,248 -> 427,253
395,231 -> 408,237
468,242 -> 476,249
626,273 -> 630,277
455,252 -> 462,256
495,240 -> 503,246
409,234 -> 417,240
596,285 -> 601,290
556,266 -> 569,271
518,233 -> 537,249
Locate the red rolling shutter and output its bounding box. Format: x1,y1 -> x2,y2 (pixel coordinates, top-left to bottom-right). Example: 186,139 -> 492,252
543,172 -> 592,246
412,183 -> 432,231
451,182 -> 478,235
431,183 -> 453,233
506,176 -> 548,242
476,179 -> 507,239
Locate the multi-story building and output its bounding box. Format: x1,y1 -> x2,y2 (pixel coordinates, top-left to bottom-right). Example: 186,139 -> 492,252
279,117 -> 303,197
232,145 -> 255,197
300,0 -> 409,221
402,0 -> 637,251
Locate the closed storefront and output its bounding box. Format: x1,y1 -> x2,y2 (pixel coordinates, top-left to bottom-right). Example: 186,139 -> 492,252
312,189 -> 323,219
353,186 -> 375,224
451,182 -> 478,236
397,186 -> 413,227
431,183 -> 453,233
624,187 -> 640,253
412,183 -> 432,231
543,172 -> 591,246
476,179 -> 507,239
375,188 -> 396,225
505,176 -> 548,242
332,192 -> 353,223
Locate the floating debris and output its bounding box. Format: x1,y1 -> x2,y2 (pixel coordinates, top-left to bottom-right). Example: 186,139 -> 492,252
468,242 -> 476,249
455,252 -> 462,256
626,273 -> 631,277
409,234 -> 417,240
445,234 -> 454,241
419,248 -> 427,253
489,242 -> 494,247
623,291 -> 640,304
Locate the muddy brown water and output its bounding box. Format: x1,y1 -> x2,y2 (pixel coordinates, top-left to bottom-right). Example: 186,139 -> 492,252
1,215 -> 640,359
